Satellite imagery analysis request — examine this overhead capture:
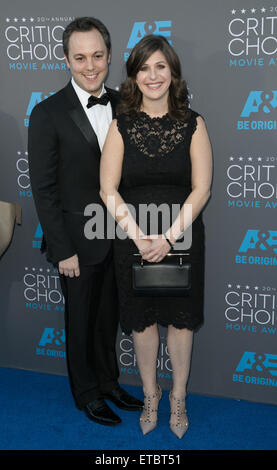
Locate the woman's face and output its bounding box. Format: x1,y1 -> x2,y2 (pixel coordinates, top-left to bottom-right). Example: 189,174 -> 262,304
135,50 -> 172,104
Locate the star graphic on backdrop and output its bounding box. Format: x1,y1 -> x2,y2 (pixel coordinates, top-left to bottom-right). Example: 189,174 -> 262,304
261,8 -> 266,13
231,10 -> 236,15
241,9 -> 246,14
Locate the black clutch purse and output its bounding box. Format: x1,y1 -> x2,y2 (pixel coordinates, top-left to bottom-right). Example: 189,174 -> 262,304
132,253 -> 191,297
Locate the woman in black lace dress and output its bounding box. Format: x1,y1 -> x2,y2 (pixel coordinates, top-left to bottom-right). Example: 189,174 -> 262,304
100,35 -> 212,438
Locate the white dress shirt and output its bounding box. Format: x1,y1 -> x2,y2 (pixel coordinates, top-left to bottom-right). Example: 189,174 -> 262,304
71,78 -> 112,151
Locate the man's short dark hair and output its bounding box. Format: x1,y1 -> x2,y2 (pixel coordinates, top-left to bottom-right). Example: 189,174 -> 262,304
63,17 -> 111,57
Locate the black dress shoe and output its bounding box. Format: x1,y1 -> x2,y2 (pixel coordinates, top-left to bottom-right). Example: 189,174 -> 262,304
103,386 -> 144,411
83,398 -> 121,426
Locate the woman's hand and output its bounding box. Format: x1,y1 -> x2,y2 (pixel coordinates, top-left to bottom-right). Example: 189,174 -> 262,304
138,235 -> 171,262
136,238 -> 152,258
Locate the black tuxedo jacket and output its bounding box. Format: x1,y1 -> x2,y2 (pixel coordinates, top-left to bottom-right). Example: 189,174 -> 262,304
28,81 -> 119,265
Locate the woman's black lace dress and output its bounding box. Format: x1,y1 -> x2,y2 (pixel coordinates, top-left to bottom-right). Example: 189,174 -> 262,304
114,110 -> 205,335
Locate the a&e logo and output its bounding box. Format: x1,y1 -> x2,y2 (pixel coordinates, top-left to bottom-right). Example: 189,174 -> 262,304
124,20 -> 172,61
237,91 -> 277,131
241,91 -> 277,117
25,91 -> 55,127
36,327 -> 66,359
32,223 -> 43,249
39,327 -> 65,347
236,229 -> 277,266
239,230 -> 277,254
233,352 -> 277,388
236,352 -> 277,377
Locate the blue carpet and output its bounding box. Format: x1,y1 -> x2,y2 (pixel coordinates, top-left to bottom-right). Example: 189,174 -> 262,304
0,367 -> 276,451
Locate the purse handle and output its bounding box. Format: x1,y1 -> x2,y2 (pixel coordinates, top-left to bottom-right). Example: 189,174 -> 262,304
133,253 -> 189,267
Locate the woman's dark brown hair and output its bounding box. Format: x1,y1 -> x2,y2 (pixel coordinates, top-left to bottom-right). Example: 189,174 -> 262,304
117,34 -> 190,121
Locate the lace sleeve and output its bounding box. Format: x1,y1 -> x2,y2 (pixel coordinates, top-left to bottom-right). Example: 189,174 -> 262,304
189,110 -> 204,136
116,113 -> 128,140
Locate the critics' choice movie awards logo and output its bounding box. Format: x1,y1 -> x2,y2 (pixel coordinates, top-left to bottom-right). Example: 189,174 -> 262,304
4,16 -> 73,71
228,6 -> 277,68
124,20 -> 172,61
235,229 -> 277,266
119,334 -> 172,380
36,327 -> 66,360
237,90 -> 277,131
226,155 -> 277,209
233,352 -> 277,388
224,283 -> 276,335
23,267 -> 66,359
16,150 -> 32,198
23,266 -> 64,312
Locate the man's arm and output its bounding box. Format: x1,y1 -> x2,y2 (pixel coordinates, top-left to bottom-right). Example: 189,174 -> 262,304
28,103 -> 79,276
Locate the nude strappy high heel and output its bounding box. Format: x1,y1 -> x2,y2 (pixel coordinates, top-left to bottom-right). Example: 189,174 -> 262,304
139,384 -> 162,435
169,391 -> 189,439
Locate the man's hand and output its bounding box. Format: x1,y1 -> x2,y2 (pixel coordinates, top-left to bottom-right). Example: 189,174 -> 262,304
58,254 -> 80,278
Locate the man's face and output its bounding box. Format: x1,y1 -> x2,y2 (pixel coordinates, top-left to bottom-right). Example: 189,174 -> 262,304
65,29 -> 110,96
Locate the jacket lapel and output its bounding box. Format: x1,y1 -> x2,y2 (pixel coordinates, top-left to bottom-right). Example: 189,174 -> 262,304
63,82 -> 101,157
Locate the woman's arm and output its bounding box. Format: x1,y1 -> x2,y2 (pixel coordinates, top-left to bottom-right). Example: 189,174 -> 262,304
143,116 -> 213,262
166,116 -> 212,242
99,119 -> 151,253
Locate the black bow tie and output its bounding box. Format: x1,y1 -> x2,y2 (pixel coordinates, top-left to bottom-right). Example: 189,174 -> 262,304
87,93 -> 110,108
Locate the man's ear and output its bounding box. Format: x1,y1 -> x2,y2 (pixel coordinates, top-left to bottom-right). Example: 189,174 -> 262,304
64,54 -> 70,68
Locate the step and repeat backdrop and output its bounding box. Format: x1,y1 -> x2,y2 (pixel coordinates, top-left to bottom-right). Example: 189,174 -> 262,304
0,0 -> 276,406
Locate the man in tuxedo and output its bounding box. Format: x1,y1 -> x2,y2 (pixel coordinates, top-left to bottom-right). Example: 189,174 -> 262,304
28,17 -> 143,426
